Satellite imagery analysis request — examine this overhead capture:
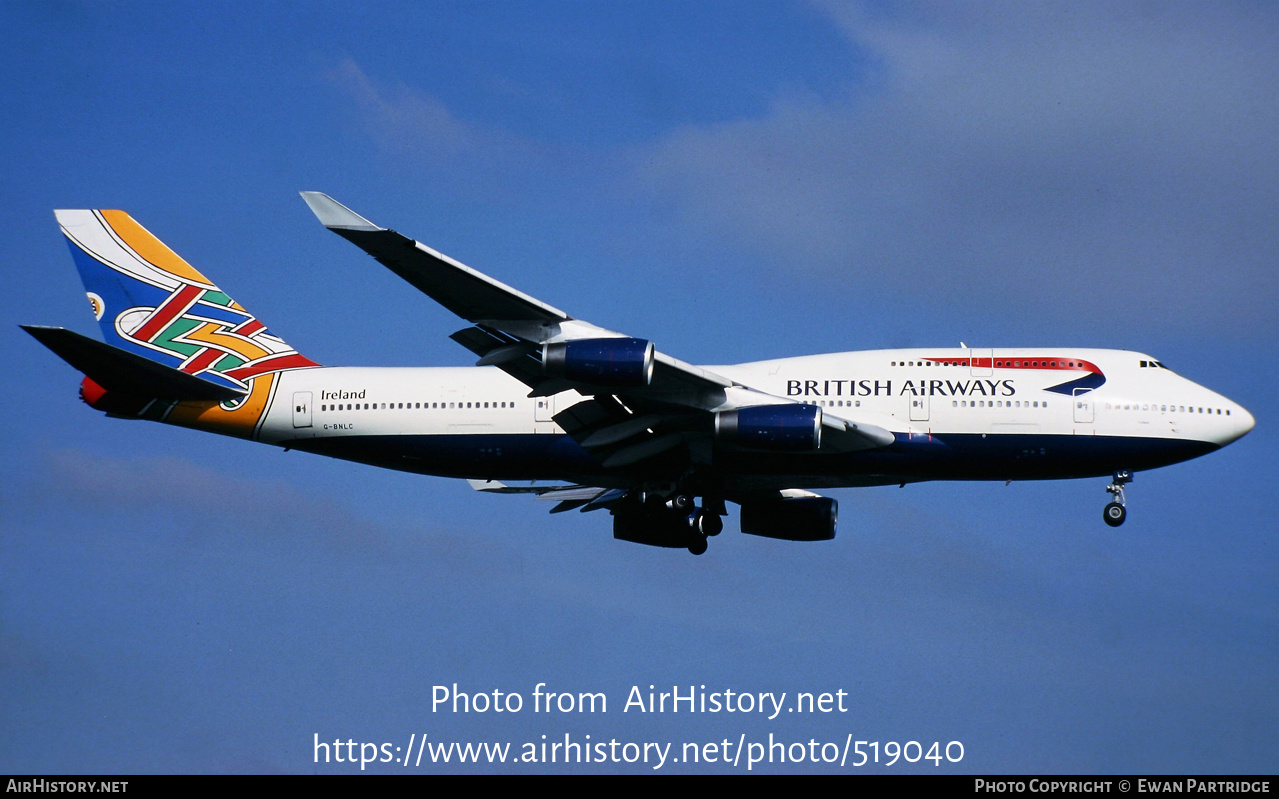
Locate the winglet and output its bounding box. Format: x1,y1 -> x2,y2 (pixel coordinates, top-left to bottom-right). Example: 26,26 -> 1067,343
299,192 -> 382,231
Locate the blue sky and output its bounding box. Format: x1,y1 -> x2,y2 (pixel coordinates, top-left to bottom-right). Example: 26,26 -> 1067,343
2,0 -> 1275,774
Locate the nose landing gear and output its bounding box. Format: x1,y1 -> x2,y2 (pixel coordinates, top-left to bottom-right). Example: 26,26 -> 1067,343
1103,470 -> 1132,527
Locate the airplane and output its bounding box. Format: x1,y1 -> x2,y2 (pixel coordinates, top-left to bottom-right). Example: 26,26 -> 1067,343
23,193 -> 1255,555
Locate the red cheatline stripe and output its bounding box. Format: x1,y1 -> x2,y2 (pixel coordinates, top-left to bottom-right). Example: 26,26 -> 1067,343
924,357 -> 1100,374
225,352 -> 320,381
133,284 -> 203,341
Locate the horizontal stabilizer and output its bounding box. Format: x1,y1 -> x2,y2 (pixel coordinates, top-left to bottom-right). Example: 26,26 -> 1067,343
21,325 -> 246,402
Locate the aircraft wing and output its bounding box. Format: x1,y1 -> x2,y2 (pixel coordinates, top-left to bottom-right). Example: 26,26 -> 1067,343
301,192 -> 732,397
301,192 -> 893,461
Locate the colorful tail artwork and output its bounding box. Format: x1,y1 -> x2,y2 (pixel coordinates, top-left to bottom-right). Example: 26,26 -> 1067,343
52,209 -> 320,438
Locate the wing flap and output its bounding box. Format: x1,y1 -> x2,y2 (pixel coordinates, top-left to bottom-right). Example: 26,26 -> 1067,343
449,327 -> 546,389
465,479 -> 622,515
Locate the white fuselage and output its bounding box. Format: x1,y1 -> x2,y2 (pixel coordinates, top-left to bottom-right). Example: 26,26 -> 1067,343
253,348 -> 1252,490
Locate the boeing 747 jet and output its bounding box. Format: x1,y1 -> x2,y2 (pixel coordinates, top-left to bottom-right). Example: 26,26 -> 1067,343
23,193 -> 1254,554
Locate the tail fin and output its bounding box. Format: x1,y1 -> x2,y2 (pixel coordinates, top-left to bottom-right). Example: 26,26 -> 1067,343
56,209 -> 318,394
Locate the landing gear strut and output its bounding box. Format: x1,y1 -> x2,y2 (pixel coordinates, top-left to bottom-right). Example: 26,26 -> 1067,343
1103,470 -> 1132,527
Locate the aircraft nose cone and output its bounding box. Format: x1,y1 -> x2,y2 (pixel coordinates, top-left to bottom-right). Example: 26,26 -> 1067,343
1236,405 -> 1256,438
1221,402 -> 1255,446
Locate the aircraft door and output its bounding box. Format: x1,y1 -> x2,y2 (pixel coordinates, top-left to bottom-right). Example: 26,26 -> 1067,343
292,391 -> 313,428
969,348 -> 993,377
909,395 -> 930,421
1073,389 -> 1094,423
534,394 -> 556,423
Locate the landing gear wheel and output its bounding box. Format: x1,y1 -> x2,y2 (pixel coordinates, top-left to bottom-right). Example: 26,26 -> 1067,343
668,494 -> 693,512
698,511 -> 724,537
687,536 -> 708,556
1103,502 -> 1126,527
1102,470 -> 1132,528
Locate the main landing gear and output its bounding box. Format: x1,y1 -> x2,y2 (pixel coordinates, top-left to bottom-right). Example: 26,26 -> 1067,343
613,493 -> 725,556
685,499 -> 724,556
1103,470 -> 1133,527
659,492 -> 725,555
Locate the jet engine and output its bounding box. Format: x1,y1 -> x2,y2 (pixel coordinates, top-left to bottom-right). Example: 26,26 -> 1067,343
613,509 -> 696,549
739,496 -> 838,541
715,404 -> 822,451
543,337 -> 655,387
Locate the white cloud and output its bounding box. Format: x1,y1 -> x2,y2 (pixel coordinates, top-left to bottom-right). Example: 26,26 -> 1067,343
635,2 -> 1279,335
327,57 -> 544,173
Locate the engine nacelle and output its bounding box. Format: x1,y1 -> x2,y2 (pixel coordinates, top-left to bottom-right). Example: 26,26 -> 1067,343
543,337 -> 655,387
739,496 -> 838,541
715,404 -> 822,451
